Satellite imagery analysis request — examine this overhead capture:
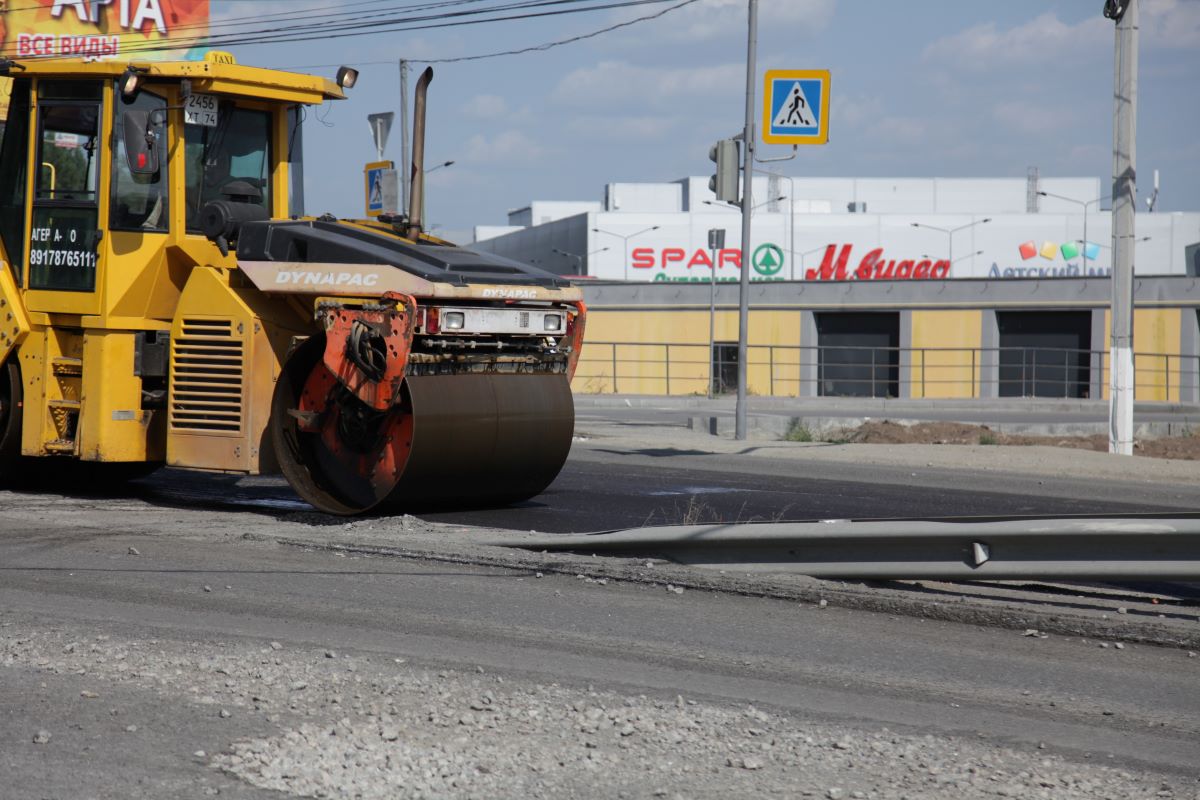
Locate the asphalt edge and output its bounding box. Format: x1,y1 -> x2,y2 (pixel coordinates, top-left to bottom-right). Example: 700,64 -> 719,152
256,532 -> 1200,651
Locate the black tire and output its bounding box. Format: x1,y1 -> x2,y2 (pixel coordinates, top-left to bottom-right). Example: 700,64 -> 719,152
0,359 -> 25,480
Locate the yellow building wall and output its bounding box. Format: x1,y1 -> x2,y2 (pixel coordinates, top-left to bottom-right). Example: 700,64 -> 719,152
1097,308 -> 1182,402
574,306 -> 1188,400
573,309 -> 801,395
908,310 -> 982,398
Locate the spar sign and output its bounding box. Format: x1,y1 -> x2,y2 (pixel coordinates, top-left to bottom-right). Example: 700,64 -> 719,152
630,243 -> 788,283
0,0 -> 210,62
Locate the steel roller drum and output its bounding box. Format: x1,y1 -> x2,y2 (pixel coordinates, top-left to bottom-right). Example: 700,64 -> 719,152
378,373 -> 574,508
273,349 -> 574,515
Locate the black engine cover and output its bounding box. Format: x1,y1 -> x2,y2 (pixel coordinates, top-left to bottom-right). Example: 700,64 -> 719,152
236,219 -> 569,288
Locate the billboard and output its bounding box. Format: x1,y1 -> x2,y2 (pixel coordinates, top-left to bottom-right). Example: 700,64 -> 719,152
0,0 -> 210,63
579,212 -> 1198,283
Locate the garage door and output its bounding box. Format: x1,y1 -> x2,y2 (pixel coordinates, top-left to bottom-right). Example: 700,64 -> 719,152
997,311 -> 1091,398
815,313 -> 900,398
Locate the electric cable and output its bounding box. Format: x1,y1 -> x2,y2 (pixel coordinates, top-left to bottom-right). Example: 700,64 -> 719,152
0,0 -> 671,59
277,0 -> 699,68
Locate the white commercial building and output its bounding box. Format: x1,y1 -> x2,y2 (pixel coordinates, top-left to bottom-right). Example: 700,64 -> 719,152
472,175 -> 1200,283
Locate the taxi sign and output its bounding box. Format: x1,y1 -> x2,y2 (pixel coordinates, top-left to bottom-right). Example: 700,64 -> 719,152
762,69 -> 830,145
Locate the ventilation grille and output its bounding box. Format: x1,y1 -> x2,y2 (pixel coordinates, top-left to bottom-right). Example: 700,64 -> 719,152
170,319 -> 244,433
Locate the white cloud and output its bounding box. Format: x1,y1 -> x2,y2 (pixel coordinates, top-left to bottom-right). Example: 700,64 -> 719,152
1141,0 -> 1200,47
1066,143 -> 1109,164
565,114 -> 680,141
211,0 -> 329,24
991,101 -> 1071,135
608,0 -> 834,44
461,94 -> 510,120
922,13 -> 1109,69
552,61 -> 742,106
833,95 -> 883,128
870,116 -> 929,146
462,130 -> 544,164
923,2 -> 1196,68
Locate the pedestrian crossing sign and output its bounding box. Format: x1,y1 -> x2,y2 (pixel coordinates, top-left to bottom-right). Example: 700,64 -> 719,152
763,69 -> 830,145
364,160 -> 396,217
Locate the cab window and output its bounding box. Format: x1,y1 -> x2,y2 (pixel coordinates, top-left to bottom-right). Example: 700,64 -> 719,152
0,78 -> 31,284
36,100 -> 99,202
111,86 -> 169,232
29,80 -> 102,293
185,105 -> 271,232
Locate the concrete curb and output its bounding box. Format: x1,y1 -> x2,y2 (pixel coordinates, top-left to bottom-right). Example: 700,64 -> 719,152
686,414 -> 1198,439
259,529 -> 1200,651
575,393 -> 1200,416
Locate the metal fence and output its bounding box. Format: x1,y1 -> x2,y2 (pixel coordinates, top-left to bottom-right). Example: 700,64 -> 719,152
575,341 -> 1200,401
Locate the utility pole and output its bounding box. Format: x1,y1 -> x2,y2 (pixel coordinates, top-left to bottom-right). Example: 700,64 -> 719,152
1108,0 -> 1137,455
735,0 -> 757,441
399,59 -> 411,216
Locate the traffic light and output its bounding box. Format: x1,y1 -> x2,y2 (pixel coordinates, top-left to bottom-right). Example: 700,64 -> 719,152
708,139 -> 739,204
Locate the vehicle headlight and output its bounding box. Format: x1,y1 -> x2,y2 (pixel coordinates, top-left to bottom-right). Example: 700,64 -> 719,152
443,311 -> 465,330
543,314 -> 563,332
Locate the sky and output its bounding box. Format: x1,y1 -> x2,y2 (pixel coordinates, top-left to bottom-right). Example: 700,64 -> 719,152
213,0 -> 1200,241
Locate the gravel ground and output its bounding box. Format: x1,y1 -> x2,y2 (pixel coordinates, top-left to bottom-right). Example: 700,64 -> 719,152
3,619 -> 1195,800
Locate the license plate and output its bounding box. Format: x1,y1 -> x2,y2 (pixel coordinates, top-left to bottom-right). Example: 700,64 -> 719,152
184,93 -> 218,127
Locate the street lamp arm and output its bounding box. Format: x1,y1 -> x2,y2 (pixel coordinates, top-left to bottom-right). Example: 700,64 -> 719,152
910,222 -> 951,234
1038,190 -> 1110,209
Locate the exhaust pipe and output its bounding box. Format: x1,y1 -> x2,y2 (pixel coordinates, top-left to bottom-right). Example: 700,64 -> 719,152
407,67 -> 433,237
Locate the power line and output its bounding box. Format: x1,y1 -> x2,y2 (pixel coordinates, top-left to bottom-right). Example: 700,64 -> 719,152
276,0 -> 699,68
0,0 -> 580,51
427,0 -> 699,63
1,0 -> 669,59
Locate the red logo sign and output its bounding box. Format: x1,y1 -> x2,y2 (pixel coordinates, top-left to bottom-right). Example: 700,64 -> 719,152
630,247 -> 742,270
806,245 -> 950,281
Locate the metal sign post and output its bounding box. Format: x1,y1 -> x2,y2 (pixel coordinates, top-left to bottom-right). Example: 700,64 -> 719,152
708,228 -> 726,399
367,112 -> 394,163
735,54 -> 830,437
735,0 -> 758,441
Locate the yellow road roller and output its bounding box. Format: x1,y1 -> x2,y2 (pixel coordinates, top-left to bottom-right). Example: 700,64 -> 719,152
0,52 -> 585,514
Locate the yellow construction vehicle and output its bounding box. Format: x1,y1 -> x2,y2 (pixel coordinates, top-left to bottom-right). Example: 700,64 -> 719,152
0,53 -> 585,514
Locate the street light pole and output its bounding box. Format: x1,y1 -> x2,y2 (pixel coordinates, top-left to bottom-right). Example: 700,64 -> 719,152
752,167 -> 795,279
592,226 -> 660,281
1038,190 -> 1108,271
924,250 -> 984,266
707,228 -> 726,399
417,160 -> 454,229
798,245 -> 827,275
910,218 -> 992,266
735,0 -> 758,441
552,246 -> 609,275
704,196 -> 783,213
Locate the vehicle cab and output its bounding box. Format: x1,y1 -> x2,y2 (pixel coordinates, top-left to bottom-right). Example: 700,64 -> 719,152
0,53 -> 340,466
0,52 -> 339,324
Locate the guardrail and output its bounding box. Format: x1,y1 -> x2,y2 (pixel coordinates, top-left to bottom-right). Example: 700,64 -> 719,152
502,519 -> 1200,580
574,341 -> 1200,401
